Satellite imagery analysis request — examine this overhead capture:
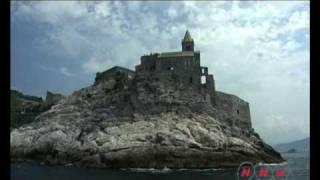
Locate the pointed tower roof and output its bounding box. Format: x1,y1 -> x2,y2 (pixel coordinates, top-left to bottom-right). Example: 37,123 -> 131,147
182,30 -> 193,42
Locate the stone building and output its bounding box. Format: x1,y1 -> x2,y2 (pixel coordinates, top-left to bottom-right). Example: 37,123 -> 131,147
95,30 -> 252,130
95,66 -> 135,85
135,30 -> 216,106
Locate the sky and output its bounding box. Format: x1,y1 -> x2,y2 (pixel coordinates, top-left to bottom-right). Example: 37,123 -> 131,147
10,1 -> 309,145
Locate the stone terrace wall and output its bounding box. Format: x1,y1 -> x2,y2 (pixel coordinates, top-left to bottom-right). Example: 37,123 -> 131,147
215,91 -> 251,129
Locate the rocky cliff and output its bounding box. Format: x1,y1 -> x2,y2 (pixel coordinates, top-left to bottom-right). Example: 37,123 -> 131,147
10,72 -> 284,168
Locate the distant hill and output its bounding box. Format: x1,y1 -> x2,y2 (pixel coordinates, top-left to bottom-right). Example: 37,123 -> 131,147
274,138 -> 309,153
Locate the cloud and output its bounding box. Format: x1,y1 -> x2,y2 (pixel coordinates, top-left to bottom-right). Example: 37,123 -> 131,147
59,67 -> 73,77
167,7 -> 178,19
257,113 -> 309,144
11,1 -> 309,144
94,1 -> 112,18
11,1 -> 88,25
37,64 -> 74,77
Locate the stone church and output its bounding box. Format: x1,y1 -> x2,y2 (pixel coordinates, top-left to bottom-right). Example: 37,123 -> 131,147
96,30 -> 252,130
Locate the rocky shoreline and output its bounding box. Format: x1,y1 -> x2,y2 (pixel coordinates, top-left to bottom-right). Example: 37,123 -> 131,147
10,69 -> 284,169
11,114 -> 284,169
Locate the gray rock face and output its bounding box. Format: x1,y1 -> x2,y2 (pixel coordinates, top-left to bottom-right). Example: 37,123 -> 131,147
10,74 -> 284,168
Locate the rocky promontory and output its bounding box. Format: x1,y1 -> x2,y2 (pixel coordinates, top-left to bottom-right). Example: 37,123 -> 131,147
11,70 -> 284,168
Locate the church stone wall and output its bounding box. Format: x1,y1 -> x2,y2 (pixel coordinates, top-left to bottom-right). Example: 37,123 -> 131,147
215,91 -> 251,129
156,56 -> 200,88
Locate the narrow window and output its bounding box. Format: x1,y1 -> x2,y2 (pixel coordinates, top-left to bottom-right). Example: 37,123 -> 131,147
237,110 -> 240,115
189,77 -> 193,84
201,75 -> 206,84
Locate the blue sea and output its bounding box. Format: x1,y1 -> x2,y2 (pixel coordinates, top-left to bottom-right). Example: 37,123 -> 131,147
11,152 -> 309,180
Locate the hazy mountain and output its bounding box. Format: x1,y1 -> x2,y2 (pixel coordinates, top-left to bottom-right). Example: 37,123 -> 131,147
274,137 -> 309,153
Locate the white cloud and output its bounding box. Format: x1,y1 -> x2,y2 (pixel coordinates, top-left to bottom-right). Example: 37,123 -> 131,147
37,64 -> 74,77
95,1 -> 112,18
59,67 -> 73,77
167,7 -> 178,19
82,49 -> 114,74
12,1 -> 88,25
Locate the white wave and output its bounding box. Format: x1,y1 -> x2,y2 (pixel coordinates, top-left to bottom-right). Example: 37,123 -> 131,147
255,162 -> 289,166
120,167 -> 223,173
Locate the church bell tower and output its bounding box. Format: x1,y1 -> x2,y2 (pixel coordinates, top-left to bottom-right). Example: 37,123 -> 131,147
182,30 -> 194,52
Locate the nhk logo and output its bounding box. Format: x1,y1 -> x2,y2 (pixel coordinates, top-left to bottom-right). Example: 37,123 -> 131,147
237,162 -> 289,180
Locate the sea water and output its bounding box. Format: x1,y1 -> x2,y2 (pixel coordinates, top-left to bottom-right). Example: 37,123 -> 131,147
11,152 -> 309,180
